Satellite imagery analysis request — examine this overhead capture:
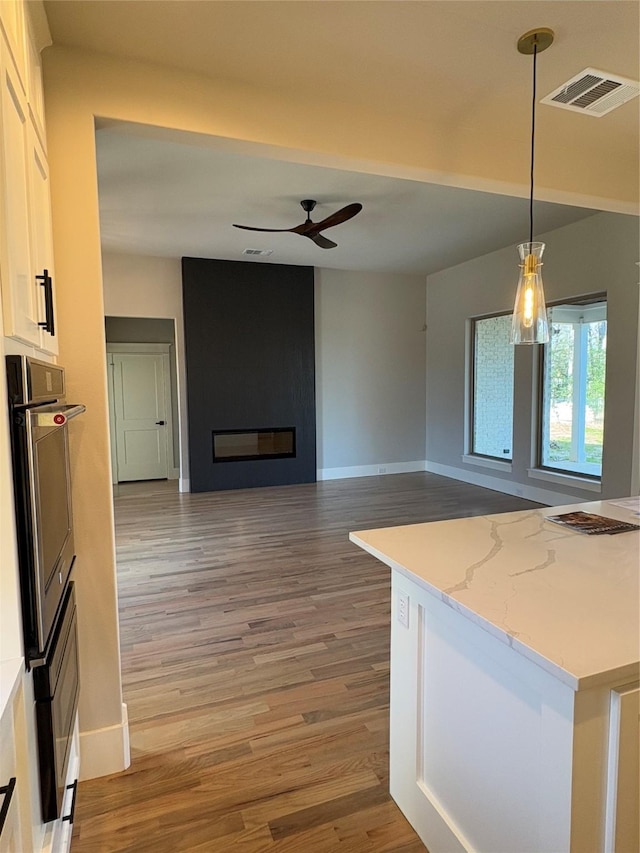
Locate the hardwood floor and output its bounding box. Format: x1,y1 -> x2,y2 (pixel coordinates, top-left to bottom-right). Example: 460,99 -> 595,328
71,473 -> 541,852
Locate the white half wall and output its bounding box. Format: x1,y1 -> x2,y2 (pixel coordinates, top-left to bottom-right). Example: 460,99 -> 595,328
101,252 -> 189,488
315,268 -> 426,471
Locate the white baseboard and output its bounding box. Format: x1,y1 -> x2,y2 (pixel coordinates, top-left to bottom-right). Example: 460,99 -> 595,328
317,460 -> 426,481
424,460 -> 582,506
79,702 -> 130,780
179,477 -> 190,492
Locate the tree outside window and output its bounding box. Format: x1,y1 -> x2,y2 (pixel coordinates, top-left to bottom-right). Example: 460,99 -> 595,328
540,299 -> 607,478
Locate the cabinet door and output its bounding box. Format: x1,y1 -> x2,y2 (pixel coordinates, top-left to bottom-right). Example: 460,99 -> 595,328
0,1 -> 26,93
0,782 -> 20,853
0,710 -> 22,853
25,17 -> 45,149
0,40 -> 40,347
27,121 -> 57,355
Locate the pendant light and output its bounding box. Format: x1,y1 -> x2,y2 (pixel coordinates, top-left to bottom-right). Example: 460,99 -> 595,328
510,28 -> 554,345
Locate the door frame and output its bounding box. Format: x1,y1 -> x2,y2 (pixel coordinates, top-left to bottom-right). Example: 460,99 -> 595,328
106,342 -> 177,484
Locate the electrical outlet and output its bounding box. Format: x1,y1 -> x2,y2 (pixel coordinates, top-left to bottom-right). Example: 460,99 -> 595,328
378,466 -> 387,474
398,591 -> 409,628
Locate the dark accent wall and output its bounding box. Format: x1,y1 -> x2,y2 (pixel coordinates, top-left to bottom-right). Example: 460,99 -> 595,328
182,257 -> 316,492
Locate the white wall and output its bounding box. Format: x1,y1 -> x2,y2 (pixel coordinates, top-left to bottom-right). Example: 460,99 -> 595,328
425,212 -> 640,504
102,253 -> 189,489
315,268 -> 426,477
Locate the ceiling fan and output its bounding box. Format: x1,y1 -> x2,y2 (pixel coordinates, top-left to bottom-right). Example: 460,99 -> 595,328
233,199 -> 362,249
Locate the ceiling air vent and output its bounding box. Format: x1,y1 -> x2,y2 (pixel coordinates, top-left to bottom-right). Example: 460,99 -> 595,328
242,248 -> 273,257
541,68 -> 639,116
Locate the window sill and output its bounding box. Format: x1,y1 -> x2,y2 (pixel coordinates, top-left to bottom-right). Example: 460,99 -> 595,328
527,468 -> 602,493
462,454 -> 512,473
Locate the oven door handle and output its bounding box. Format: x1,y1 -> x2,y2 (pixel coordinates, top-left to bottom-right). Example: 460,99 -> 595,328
31,404 -> 86,428
61,405 -> 86,422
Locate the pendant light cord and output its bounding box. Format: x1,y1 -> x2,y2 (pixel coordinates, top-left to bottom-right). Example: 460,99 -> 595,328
529,43 -> 538,245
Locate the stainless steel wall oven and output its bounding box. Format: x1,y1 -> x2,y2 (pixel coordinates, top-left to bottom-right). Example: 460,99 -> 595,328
6,355 -> 84,822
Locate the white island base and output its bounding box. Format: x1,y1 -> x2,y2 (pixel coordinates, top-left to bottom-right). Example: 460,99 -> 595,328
351,501 -> 639,853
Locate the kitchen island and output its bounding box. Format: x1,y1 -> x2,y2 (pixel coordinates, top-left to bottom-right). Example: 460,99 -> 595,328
350,500 -> 639,853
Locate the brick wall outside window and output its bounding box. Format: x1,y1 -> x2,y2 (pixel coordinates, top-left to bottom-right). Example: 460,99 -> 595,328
473,315 -> 514,459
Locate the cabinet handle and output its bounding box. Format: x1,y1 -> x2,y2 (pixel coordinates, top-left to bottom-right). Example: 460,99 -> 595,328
62,779 -> 78,823
36,269 -> 55,336
0,777 -> 16,837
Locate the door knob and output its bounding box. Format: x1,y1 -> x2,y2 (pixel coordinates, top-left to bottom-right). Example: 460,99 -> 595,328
156,420 -> 166,425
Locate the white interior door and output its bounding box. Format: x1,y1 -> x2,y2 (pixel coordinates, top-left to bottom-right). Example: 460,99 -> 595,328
112,353 -> 169,481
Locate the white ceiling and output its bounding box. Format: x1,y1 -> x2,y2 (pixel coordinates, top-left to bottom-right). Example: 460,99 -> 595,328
44,1 -> 639,275
95,124 -> 598,274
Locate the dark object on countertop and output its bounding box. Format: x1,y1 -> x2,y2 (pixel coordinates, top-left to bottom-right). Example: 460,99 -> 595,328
546,511 -> 640,535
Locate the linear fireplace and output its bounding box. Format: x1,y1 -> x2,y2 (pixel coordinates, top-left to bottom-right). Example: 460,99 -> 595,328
212,428 -> 295,463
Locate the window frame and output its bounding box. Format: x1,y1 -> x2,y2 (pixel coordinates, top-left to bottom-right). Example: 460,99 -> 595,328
536,293 -> 607,482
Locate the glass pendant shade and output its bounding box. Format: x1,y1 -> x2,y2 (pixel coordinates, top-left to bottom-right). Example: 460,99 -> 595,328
510,241 -> 549,345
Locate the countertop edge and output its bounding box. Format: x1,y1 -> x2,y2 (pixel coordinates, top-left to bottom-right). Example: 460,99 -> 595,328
350,501 -> 640,692
350,531 -> 583,690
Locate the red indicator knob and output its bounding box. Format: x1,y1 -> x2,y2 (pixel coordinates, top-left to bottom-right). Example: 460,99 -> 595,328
53,413 -> 66,425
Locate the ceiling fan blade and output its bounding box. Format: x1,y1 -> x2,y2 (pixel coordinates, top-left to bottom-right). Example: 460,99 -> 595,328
234,201 -> 360,248
307,233 -> 338,249
312,202 -> 363,233
232,224 -> 296,233
290,222 -> 313,235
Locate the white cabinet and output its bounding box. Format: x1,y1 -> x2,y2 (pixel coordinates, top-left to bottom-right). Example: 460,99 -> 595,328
0,668 -> 78,853
0,776 -> 20,853
25,9 -> 45,148
388,573 -> 640,853
0,40 -> 37,346
0,0 -> 26,95
0,667 -> 32,853
41,717 -> 79,853
0,777 -> 20,851
27,119 -> 57,355
0,4 -> 57,355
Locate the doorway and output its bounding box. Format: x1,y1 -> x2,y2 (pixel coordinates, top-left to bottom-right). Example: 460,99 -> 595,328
105,316 -> 180,483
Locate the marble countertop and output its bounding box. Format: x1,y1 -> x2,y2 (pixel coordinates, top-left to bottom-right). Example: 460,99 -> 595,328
350,499 -> 640,690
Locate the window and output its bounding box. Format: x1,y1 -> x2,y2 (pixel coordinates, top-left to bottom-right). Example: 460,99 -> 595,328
540,298 -> 607,479
471,314 -> 514,460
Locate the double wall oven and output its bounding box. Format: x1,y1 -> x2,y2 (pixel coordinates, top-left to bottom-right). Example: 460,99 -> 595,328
6,355 -> 85,822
